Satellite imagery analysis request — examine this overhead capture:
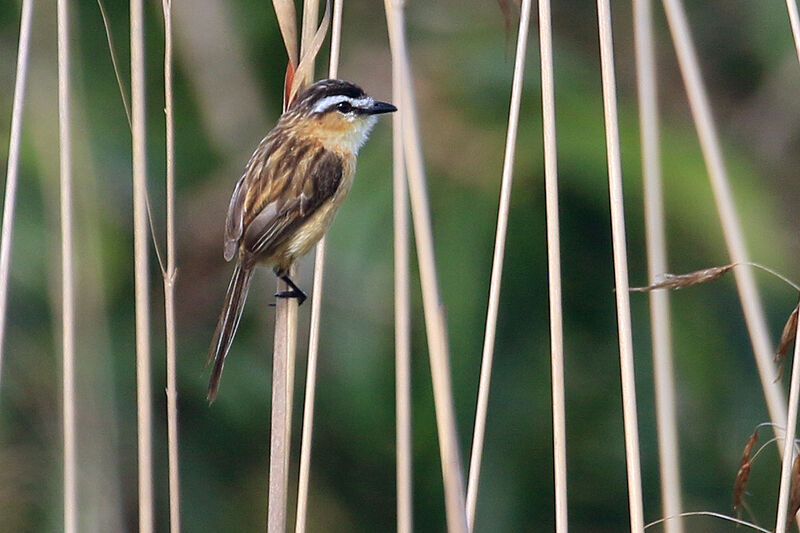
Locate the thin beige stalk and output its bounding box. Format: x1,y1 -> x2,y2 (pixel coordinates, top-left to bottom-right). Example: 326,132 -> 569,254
466,0 -> 532,528
774,299 -> 800,532
294,1 -> 340,531
539,0 -> 567,530
596,0 -> 644,530
57,1 -> 77,530
785,0 -> 800,66
633,0 -> 683,531
161,0 -> 181,531
268,271 -> 298,533
384,2 -> 467,531
660,0 -> 787,440
390,9 -> 413,532
131,0 -> 154,530
0,0 -> 33,390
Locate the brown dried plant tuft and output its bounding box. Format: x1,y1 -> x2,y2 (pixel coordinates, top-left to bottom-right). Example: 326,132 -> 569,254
630,264 -> 735,292
733,428 -> 759,514
775,303 -> 800,382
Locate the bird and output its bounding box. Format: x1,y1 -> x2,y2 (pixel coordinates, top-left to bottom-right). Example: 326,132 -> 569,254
206,79 -> 397,402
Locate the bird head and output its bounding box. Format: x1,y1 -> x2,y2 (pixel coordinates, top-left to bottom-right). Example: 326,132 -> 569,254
284,79 -> 397,153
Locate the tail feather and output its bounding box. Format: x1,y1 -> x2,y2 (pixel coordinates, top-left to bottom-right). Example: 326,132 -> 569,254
206,263 -> 254,402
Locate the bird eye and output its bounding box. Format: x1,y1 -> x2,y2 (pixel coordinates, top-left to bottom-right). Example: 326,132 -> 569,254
336,101 -> 352,113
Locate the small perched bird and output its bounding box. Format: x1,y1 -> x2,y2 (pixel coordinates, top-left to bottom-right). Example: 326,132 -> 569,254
206,79 -> 396,402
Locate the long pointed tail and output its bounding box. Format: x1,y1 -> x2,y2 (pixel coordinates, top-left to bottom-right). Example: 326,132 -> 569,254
206,262 -> 254,402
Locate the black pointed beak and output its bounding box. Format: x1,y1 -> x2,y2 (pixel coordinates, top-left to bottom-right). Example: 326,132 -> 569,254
366,100 -> 397,115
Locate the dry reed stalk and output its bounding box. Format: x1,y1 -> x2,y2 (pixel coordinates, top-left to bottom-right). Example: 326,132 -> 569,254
786,0 -> 800,66
268,278 -> 297,533
538,0 -> 567,530
660,0 -> 788,440
596,0 -> 645,529
774,298 -> 800,533
131,0 -> 154,529
57,0 -> 77,530
384,2 -> 467,530
633,1 -> 683,530
161,0 -> 181,530
0,0 -> 33,391
465,0 -> 532,528
294,1 -> 339,530
389,4 -> 413,531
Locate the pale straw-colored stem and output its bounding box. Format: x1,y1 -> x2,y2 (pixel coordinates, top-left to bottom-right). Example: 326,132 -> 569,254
596,1 -> 644,530
785,0 -> 800,66
384,2 -> 467,531
633,0 -> 683,531
0,0 -> 33,391
465,0 -> 532,528
390,9 -> 413,532
162,0 -> 181,531
775,298 -> 800,532
57,1 -> 77,530
660,0 -> 787,441
268,270 -> 298,533
131,0 -> 154,529
294,2 -> 342,531
538,0 -> 567,530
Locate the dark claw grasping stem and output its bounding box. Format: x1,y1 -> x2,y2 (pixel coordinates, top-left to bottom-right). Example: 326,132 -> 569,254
274,274 -> 307,305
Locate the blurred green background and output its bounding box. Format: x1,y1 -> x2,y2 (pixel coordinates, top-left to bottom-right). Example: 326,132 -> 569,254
2,0 -> 800,531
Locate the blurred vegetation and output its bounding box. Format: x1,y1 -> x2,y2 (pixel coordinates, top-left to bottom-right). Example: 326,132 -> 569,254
1,0 -> 800,531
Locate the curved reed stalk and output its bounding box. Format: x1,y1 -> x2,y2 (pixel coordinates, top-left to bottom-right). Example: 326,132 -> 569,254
596,0 -> 644,529
131,0 -> 154,529
465,0 -> 532,528
0,0 -> 33,392
57,0 -> 77,530
633,0 -> 683,531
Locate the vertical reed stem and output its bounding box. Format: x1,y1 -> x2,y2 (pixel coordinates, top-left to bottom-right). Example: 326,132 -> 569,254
162,0 -> 181,530
775,297 -> 800,533
596,0 -> 645,529
131,0 -> 155,529
390,8 -> 413,531
465,0 -> 532,528
57,0 -> 77,530
0,0 -> 33,389
294,1 -> 341,530
268,269 -> 298,533
538,0 -> 568,530
633,1 -> 683,531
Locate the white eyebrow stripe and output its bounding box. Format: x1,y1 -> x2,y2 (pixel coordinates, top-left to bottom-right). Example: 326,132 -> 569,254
311,95 -> 374,114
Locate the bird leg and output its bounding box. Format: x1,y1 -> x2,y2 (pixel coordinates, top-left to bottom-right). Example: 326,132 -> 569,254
274,274 -> 308,305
